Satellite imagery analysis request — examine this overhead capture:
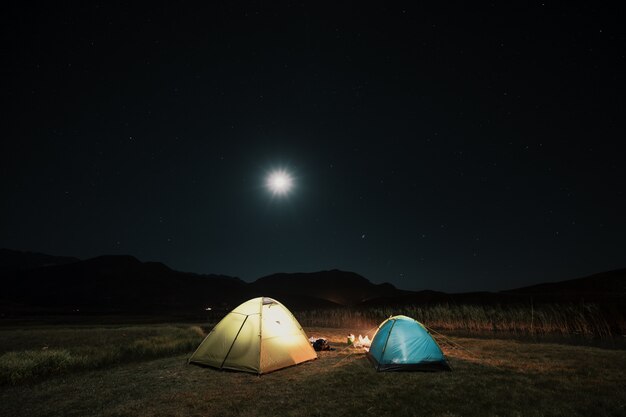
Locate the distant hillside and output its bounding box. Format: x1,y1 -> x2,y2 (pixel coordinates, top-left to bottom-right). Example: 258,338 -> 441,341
361,270 -> 626,308
250,270 -> 402,306
1,251 -> 247,314
0,248 -> 79,272
502,268 -> 626,302
0,250 -> 361,314
0,249 -> 624,316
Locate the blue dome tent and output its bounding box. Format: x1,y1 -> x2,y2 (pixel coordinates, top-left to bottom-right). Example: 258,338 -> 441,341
367,315 -> 451,371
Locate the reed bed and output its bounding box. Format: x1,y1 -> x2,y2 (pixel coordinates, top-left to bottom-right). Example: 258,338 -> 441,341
296,303 -> 620,339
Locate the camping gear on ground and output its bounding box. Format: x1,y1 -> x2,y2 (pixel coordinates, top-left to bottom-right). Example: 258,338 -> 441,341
354,334 -> 371,349
188,297 -> 317,374
367,315 -> 451,371
312,338 -> 332,351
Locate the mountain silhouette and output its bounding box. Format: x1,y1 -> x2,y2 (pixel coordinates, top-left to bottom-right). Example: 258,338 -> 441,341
502,268 -> 626,302
249,270 -> 402,306
1,250 -> 245,314
0,248 -> 79,273
1,249 -> 624,316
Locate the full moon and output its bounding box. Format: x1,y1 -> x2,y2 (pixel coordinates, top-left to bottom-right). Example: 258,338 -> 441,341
266,170 -> 293,196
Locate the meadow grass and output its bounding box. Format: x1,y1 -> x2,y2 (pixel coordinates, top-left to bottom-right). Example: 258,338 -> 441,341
0,324 -> 205,385
0,326 -> 624,417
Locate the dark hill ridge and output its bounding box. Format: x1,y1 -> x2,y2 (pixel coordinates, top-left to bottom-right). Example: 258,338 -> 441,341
2,251 -> 247,313
0,248 -> 79,272
361,268 -> 626,307
250,270 -> 402,306
0,248 -> 624,315
503,268 -> 626,301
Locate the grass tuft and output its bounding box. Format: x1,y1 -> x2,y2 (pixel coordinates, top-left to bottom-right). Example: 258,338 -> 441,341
0,349 -> 83,384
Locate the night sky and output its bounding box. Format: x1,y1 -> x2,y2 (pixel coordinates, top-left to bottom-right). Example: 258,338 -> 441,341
2,3 -> 625,292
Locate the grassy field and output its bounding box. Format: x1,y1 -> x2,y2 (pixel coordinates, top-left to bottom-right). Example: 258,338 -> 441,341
0,324 -> 205,385
1,323 -> 625,417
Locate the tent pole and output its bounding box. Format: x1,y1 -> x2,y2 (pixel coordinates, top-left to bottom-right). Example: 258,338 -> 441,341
378,319 -> 396,371
220,315 -> 249,369
258,300 -> 263,374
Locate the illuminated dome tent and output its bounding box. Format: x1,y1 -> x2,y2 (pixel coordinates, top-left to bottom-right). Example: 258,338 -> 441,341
189,297 -> 317,374
367,315 -> 451,371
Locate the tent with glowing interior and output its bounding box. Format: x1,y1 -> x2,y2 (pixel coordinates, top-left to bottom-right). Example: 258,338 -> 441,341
188,297 -> 317,374
367,315 -> 451,371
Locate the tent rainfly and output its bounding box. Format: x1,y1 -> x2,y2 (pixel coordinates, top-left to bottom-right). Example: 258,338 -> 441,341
367,315 -> 451,371
189,297 -> 317,374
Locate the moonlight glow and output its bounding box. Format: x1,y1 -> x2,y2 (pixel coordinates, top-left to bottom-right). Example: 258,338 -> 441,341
266,170 -> 293,196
